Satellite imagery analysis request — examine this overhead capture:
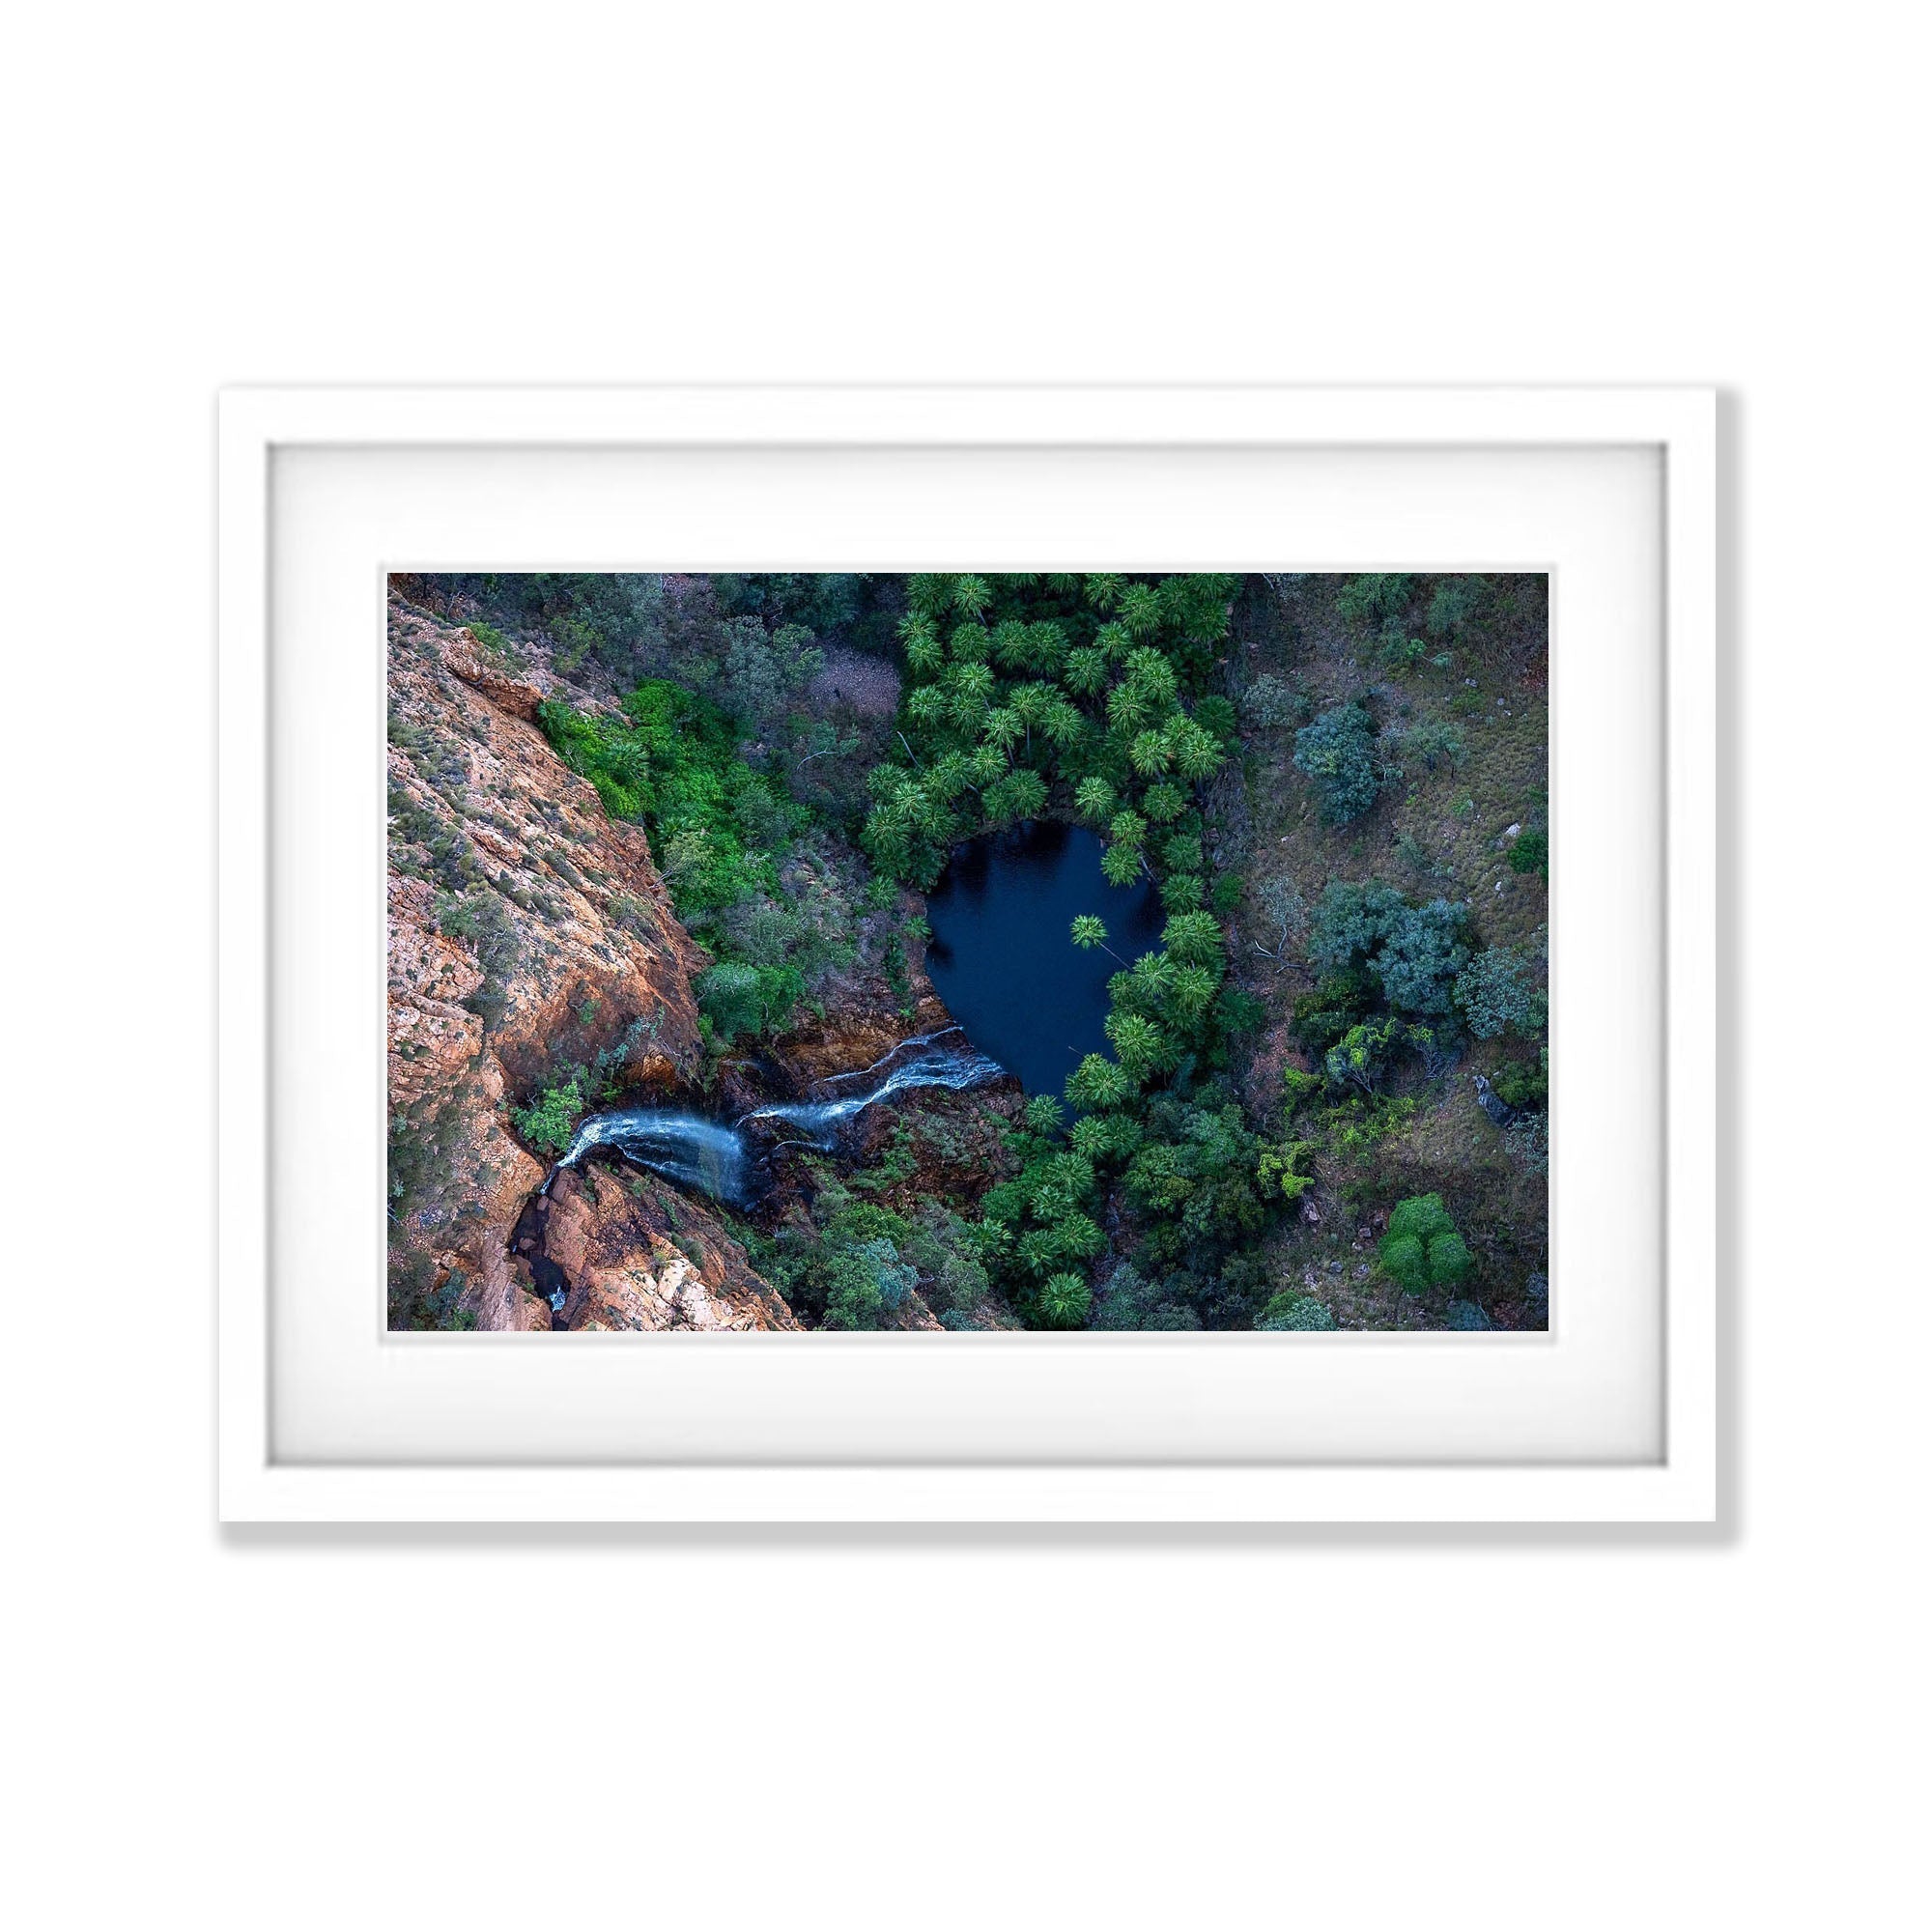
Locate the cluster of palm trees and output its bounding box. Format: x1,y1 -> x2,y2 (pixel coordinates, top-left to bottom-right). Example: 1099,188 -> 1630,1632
863,571 -> 1238,892
1065,907 -> 1231,1116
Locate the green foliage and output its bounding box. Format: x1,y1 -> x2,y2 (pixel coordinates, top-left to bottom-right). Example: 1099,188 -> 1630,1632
1069,914 -> 1113,957
1455,947 -> 1548,1040
1490,1049 -> 1549,1112
1378,1193 -> 1474,1293
1290,969 -> 1374,1059
696,962 -> 769,1045
1426,576 -> 1489,638
1120,1093 -> 1275,1280
1065,1052 -> 1135,1113
1334,573 -> 1416,633
1241,671 -> 1306,728
1256,1140 -> 1316,1201
1281,1066 -> 1323,1114
1322,1014 -> 1442,1095
1509,827 -> 1549,878
1256,1292 -> 1337,1332
1393,717 -> 1466,771
1038,1273 -> 1093,1329
1161,910 -> 1224,966
1308,880 -> 1469,1015
515,1075 -> 585,1156
1293,703 -> 1384,824
538,680 -> 870,1046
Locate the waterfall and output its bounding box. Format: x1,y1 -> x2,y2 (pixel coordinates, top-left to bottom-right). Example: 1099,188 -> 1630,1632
547,1030 -> 1006,1208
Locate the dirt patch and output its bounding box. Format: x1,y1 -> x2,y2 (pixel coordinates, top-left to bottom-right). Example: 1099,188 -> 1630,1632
810,649 -> 900,717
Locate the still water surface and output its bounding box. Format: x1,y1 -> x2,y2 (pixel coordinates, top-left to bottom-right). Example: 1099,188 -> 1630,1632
923,820 -> 1163,1098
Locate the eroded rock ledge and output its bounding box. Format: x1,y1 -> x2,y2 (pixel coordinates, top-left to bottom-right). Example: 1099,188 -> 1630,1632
386,596 -> 758,1329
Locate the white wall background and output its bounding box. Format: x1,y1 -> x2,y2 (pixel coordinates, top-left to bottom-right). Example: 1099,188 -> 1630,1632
3,4 -> 1924,1926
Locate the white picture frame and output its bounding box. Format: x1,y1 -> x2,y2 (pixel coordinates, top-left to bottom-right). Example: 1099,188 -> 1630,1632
218,384 -> 1716,1523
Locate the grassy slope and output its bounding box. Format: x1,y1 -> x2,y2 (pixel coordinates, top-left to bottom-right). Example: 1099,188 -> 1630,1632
1220,575 -> 1550,1329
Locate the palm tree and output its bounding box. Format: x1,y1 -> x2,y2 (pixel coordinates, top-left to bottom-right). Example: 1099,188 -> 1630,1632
1130,950 -> 1175,1001
1119,582 -> 1163,639
1064,646 -> 1110,698
1172,723 -> 1225,781
1065,1052 -> 1134,1112
1129,728 -> 1173,777
1084,573 -> 1124,611
1107,683 -> 1152,735
997,768 -> 1047,821
1009,680 -> 1056,755
1140,781 -> 1185,823
1074,776 -> 1117,824
1100,840 -> 1143,888
1108,810 -> 1147,850
1168,963 -> 1217,1021
952,574 -> 992,620
906,685 -> 950,729
1161,910 -> 1225,965
907,573 -> 953,617
949,622 -> 992,666
1069,914 -> 1126,965
966,745 -> 1007,790
949,660 -> 995,707
1040,699 -> 1087,753
929,749 -> 980,800
1160,871 -> 1206,913
899,611 -> 943,673
981,707 -> 1023,761
1105,1011 -> 1172,1080
1123,646 -> 1179,709
992,619 -> 1033,671
1025,620 -> 1067,676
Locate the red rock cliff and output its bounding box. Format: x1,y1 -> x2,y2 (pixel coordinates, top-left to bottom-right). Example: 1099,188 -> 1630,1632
385,596 -> 785,1329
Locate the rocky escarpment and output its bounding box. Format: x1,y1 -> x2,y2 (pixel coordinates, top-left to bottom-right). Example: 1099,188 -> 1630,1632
527,1163 -> 801,1332
386,596 -> 797,1330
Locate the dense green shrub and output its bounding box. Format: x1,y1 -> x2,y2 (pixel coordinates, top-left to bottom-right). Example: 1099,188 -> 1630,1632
1322,1014 -> 1445,1094
1392,717 -> 1466,771
696,962 -> 767,1044
514,1075 -> 585,1156
1454,947 -> 1548,1039
1256,1292 -> 1337,1331
539,678 -> 867,1046
1038,1273 -> 1093,1328
1241,672 -> 1304,728
1490,1050 -> 1549,1112
1333,574 -> 1416,633
1293,703 -> 1383,824
1425,576 -> 1489,638
1378,1193 -> 1474,1293
1509,827 -> 1549,878
1308,881 -> 1469,1014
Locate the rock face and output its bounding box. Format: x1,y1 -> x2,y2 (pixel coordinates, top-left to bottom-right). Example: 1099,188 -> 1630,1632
385,595 -> 709,1330
534,1164 -> 801,1332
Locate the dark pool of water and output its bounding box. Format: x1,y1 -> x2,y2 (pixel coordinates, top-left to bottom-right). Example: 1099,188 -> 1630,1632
922,821 -> 1163,1099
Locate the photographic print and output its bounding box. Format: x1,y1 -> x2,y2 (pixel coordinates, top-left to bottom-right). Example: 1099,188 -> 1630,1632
387,571 -> 1548,1333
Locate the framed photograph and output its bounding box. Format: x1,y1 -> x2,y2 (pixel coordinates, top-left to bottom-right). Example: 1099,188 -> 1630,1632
218,385 -> 1716,1521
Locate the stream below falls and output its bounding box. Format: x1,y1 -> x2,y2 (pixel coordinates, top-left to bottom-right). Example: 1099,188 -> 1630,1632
541,1026 -> 1006,1217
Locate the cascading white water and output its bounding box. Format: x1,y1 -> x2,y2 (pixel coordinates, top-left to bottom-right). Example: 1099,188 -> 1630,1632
547,1030 -> 1005,1207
